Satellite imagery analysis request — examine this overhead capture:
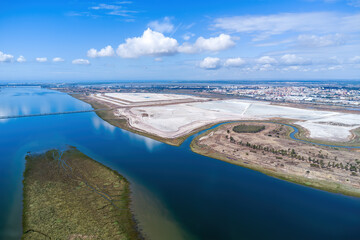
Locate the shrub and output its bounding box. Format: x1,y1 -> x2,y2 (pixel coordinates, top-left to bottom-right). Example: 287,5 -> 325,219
233,124 -> 265,133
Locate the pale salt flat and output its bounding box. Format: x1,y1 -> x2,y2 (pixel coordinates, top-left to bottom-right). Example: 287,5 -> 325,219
116,103 -> 250,138
130,101 -> 359,141
311,114 -> 360,126
92,94 -> 129,106
89,93 -> 360,142
295,121 -> 357,142
104,93 -> 203,102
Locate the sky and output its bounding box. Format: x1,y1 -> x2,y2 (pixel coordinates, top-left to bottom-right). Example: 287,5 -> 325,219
0,0 -> 360,82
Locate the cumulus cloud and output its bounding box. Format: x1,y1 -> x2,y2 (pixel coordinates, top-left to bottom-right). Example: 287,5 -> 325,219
115,30 -> 234,58
179,34 -> 235,53
53,57 -> 64,62
195,55 -> 346,72
87,45 -> 115,58
0,51 -> 14,62
117,28 -> 178,58
148,17 -> 174,33
199,57 -> 221,70
258,64 -> 275,71
257,56 -> 277,64
297,34 -> 345,47
213,12 -> 360,40
72,59 -> 90,65
36,57 -> 47,62
349,56 -> 360,63
224,58 -> 246,67
17,55 -> 26,63
280,54 -> 311,65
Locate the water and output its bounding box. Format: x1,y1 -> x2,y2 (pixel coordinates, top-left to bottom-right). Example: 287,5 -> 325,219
1,87 -> 360,240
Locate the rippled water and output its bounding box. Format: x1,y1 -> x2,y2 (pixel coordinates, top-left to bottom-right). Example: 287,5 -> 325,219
1,87 -> 360,240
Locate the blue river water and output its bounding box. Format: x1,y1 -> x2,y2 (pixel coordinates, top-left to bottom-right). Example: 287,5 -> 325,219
0,87 -> 360,240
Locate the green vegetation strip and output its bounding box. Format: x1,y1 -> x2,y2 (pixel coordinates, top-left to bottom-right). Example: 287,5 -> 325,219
22,147 -> 141,240
232,124 -> 265,133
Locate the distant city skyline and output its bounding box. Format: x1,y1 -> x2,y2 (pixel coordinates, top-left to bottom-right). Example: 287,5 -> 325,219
0,0 -> 360,82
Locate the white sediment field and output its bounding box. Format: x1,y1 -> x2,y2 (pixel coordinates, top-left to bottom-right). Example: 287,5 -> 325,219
295,122 -> 356,142
104,93 -> 204,102
92,93 -> 360,141
116,103 -> 254,139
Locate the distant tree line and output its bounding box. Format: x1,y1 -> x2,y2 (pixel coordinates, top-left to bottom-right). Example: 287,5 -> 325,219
225,134 -> 359,174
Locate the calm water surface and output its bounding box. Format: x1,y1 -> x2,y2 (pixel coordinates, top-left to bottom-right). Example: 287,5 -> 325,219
0,87 -> 360,240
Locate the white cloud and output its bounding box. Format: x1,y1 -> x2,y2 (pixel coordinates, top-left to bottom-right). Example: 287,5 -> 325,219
17,56 -> 26,63
72,59 -> 90,65
154,57 -> 163,62
282,66 -> 300,71
280,54 -> 311,65
87,45 -> 115,58
89,2 -> 136,17
213,12 -> 360,40
258,64 -> 275,71
257,56 -> 277,64
117,28 -> 178,58
0,51 -> 14,62
194,54 -> 355,73
349,56 -> 360,63
91,4 -> 121,10
297,34 -> 345,47
328,65 -> 343,70
53,57 -> 64,62
224,58 -> 246,67
179,34 -> 235,53
183,33 -> 195,41
148,17 -> 174,33
36,57 -> 47,62
199,57 -> 221,70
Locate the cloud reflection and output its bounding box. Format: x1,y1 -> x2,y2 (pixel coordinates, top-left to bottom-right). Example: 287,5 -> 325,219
92,116 -> 116,133
119,128 -> 162,152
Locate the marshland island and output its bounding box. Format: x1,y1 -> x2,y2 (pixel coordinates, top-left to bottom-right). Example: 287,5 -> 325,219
23,147 -> 141,240
66,90 -> 360,197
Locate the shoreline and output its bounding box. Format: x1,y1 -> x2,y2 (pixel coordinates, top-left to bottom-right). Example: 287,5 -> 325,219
190,122 -> 360,198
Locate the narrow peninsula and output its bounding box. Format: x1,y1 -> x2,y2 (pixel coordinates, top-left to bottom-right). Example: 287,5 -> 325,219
191,122 -> 360,197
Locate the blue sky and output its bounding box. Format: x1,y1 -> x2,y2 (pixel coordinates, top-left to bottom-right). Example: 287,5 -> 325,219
0,0 -> 359,82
